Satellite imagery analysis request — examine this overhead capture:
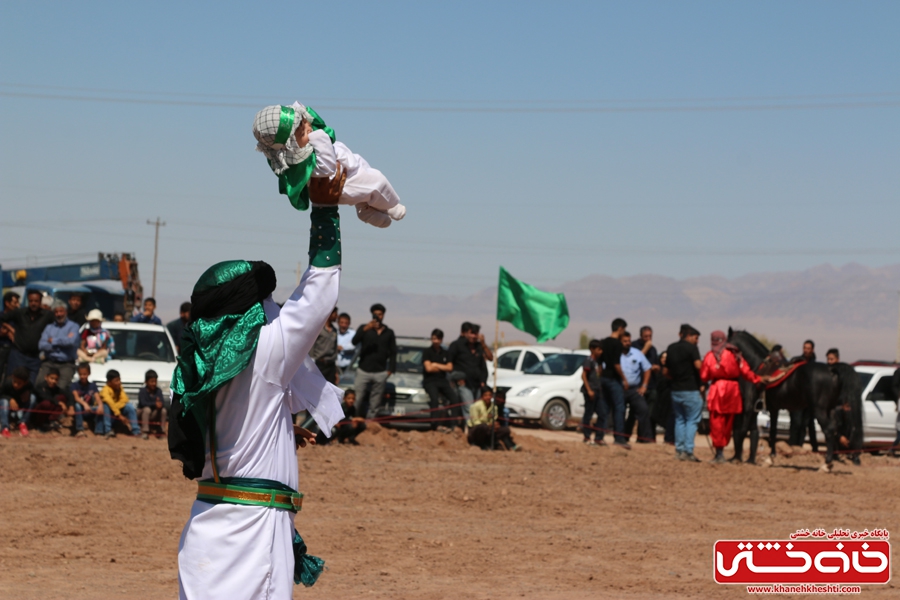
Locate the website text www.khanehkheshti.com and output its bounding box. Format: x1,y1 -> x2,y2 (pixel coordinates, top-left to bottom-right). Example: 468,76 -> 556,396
745,584 -> 861,594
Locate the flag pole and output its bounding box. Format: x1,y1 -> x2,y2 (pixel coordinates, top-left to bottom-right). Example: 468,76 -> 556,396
491,280 -> 500,452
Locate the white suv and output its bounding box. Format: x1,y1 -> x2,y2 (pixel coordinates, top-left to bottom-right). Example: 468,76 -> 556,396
78,321 -> 178,406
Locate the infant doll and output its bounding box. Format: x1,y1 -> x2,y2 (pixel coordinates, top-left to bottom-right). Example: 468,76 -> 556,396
253,103 -> 406,228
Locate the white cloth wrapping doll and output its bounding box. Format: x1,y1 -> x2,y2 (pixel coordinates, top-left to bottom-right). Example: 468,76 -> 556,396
253,103 -> 406,228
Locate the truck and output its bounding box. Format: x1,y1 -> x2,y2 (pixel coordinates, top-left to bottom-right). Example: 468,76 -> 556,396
1,253 -> 143,319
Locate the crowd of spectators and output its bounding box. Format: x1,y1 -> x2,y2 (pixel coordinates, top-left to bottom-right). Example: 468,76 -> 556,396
6,288 -> 893,462
0,290 -> 185,439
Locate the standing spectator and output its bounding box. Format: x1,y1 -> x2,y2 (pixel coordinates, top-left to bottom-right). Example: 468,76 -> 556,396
654,351 -> 674,444
138,369 -> 167,439
665,324 -> 703,462
620,331 -> 653,443
789,339 -> 819,450
131,297 -> 162,325
31,367 -> 71,432
0,292 -> 21,383
167,302 -> 191,354
635,325 -> 662,430
599,318 -> 630,449
70,363 -> 101,437
422,328 -> 459,432
310,308 -> 339,384
825,348 -> 840,366
67,293 -> 87,326
1,289 -> 53,383
37,300 -> 80,389
351,303 -> 397,418
113,314 -> 125,322
336,312 -> 356,372
700,330 -> 763,463
580,339 -> 605,445
98,369 -> 140,438
0,366 -> 34,438
890,367 -> 900,457
452,371 -> 475,423
447,322 -> 493,397
78,310 -> 114,363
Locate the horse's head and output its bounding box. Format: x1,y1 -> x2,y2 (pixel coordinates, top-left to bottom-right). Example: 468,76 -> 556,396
727,328 -> 769,370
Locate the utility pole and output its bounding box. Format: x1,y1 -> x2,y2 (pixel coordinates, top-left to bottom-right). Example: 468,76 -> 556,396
146,218 -> 166,298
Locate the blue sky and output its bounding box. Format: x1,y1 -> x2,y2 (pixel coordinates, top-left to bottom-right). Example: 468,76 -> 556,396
1,1 -> 898,312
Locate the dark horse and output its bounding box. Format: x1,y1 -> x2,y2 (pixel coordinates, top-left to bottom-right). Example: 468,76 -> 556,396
727,328 -> 861,470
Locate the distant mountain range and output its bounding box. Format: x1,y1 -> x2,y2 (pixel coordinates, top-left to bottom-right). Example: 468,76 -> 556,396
322,263 -> 900,363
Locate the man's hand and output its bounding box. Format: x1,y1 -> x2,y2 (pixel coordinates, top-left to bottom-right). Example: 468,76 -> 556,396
638,386 -> 647,396
293,425 -> 317,448
587,389 -> 595,399
839,435 -> 849,448
307,162 -> 346,205
47,337 -> 53,344
622,380 -> 630,391
155,399 -> 163,409
363,319 -> 378,331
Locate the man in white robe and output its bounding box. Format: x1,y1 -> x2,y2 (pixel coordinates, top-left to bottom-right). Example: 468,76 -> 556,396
172,171 -> 347,600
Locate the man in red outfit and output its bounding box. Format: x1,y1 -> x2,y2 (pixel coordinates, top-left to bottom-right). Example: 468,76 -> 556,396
700,330 -> 766,464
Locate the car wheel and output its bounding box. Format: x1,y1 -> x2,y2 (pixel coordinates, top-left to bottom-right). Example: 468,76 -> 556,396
540,398 -> 570,431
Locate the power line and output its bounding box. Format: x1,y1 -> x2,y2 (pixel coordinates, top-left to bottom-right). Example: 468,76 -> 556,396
2,90 -> 900,114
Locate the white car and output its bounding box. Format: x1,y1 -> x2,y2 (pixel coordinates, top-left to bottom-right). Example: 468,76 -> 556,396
78,321 -> 178,407
500,350 -> 589,430
487,345 -> 570,386
758,363 -> 899,447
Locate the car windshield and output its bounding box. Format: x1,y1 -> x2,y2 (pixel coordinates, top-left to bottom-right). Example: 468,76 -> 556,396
395,345 -> 426,373
524,353 -> 583,376
109,329 -> 175,362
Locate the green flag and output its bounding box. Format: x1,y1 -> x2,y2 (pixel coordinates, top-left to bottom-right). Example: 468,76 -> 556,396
496,267 -> 569,343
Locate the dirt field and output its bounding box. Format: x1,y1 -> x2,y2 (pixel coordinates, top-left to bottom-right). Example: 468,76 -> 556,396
1,426 -> 898,599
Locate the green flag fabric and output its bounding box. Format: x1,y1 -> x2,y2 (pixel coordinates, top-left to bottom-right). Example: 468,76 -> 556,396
496,267 -> 569,343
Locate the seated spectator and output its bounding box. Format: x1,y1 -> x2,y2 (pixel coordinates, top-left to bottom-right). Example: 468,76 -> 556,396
67,293 -> 87,326
466,388 -> 518,451
316,390 -> 367,446
70,363 -> 102,437
493,390 -> 520,451
37,300 -> 80,390
138,369 -> 167,440
98,369 -> 140,438
77,310 -> 114,364
113,314 -> 125,323
32,367 -> 72,432
131,298 -> 162,325
0,366 -> 34,437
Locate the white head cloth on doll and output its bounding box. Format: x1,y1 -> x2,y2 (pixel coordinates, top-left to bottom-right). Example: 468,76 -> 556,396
252,104 -> 316,175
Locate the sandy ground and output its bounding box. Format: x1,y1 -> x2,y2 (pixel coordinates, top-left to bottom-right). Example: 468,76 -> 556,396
1,425 -> 898,600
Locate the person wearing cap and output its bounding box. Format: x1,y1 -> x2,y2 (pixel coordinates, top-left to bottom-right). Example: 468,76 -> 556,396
700,331 -> 764,464
36,300 -> 80,390
664,324 -> 704,462
253,103 -> 406,228
98,369 -> 140,438
78,309 -> 115,364
172,171 -> 347,599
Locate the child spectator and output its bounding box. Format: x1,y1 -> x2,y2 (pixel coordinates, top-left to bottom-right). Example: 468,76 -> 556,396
70,363 -> 102,437
336,390 -> 366,444
32,367 -> 71,431
0,366 -> 34,437
138,369 -> 167,440
77,310 -> 114,363
467,388 -> 518,451
98,369 -> 140,438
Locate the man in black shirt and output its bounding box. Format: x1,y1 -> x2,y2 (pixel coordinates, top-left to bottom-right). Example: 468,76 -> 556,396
599,318 -> 630,448
167,302 -> 191,354
447,322 -> 494,397
0,292 -> 19,385
67,293 -> 87,326
665,324 -> 703,462
351,303 -> 397,418
422,328 -> 459,431
1,290 -> 53,383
